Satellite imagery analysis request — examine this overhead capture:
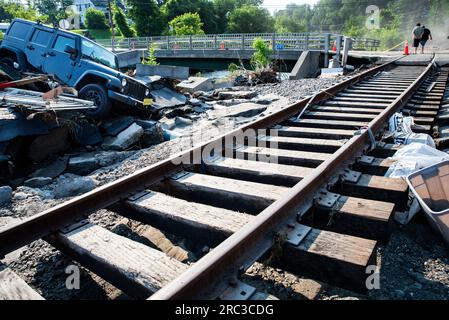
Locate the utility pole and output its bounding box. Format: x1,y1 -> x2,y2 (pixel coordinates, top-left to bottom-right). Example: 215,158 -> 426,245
107,0 -> 115,52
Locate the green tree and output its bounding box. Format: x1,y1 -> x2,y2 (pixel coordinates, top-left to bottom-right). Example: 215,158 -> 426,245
127,0 -> 164,36
33,0 -> 72,25
85,7 -> 109,30
113,5 -> 136,37
162,0 -> 217,34
227,5 -> 274,33
213,0 -> 264,33
0,2 -> 45,22
274,4 -> 311,33
168,12 -> 205,35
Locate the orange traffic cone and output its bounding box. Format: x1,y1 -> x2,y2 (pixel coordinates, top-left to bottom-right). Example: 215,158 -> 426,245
404,40 -> 409,55
332,41 -> 337,52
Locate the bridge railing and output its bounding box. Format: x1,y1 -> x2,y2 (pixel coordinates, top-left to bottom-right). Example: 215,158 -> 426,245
96,33 -> 380,52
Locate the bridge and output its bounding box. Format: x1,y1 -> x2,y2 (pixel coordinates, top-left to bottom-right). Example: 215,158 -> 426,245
96,33 -> 380,70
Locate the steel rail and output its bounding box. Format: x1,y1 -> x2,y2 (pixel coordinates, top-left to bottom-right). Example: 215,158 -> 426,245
149,59 -> 434,300
0,59 -> 399,259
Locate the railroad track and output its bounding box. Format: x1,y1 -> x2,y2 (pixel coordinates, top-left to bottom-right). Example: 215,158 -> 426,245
1,57 -> 448,300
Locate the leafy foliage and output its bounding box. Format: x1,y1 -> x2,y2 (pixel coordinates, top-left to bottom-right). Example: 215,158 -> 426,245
33,0 -> 72,25
0,2 -> 46,22
85,7 -> 109,30
227,5 -> 274,33
127,0 -> 164,36
162,0 -> 216,34
114,5 -> 136,38
250,37 -> 272,70
143,45 -> 159,65
168,12 -> 205,35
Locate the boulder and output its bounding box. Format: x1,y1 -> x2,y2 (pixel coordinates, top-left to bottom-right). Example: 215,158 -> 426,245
29,156 -> 68,178
102,123 -> 144,150
54,174 -> 96,198
101,116 -> 135,136
0,185 -> 12,205
218,91 -> 258,100
23,177 -> 52,188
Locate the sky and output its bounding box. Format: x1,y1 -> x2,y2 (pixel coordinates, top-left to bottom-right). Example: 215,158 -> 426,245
262,0 -> 320,14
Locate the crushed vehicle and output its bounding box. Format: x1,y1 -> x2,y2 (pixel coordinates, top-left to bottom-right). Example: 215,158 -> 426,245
0,18 -> 152,118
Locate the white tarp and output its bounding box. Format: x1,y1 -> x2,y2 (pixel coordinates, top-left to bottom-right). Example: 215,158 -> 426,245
386,143 -> 449,178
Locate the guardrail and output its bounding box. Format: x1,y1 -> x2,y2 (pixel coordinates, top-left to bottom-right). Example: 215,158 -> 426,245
95,33 -> 380,52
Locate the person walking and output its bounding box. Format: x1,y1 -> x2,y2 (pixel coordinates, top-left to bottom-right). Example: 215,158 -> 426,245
420,26 -> 432,54
412,23 -> 424,54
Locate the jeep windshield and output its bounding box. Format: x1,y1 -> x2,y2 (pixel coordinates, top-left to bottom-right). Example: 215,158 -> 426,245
81,39 -> 117,69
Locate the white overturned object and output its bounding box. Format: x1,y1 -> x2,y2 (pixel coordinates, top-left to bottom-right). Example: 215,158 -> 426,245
386,143 -> 449,178
388,113 -> 434,147
406,160 -> 449,245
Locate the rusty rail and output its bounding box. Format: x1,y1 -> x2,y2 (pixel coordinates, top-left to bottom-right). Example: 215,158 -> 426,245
150,59 -> 434,299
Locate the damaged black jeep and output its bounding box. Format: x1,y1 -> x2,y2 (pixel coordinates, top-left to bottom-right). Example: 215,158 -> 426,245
0,19 -> 152,118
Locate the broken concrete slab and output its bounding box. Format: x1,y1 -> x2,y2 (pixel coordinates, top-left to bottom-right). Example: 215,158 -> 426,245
251,94 -> 280,105
29,156 -> 68,178
218,91 -> 258,100
174,117 -> 193,128
101,116 -> 135,137
209,103 -> 268,119
134,120 -> 164,147
72,121 -> 103,146
177,77 -> 213,94
53,174 -> 96,198
28,126 -> 71,162
136,64 -> 189,80
0,186 -> 12,205
67,151 -> 136,175
23,177 -> 52,188
102,123 -> 144,151
0,111 -> 56,143
67,156 -> 97,176
151,87 -> 187,111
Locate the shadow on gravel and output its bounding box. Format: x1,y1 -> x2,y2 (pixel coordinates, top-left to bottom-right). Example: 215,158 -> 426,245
369,213 -> 449,300
32,252 -> 113,300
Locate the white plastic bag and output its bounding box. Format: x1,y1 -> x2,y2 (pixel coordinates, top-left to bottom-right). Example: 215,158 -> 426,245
386,143 -> 449,177
388,113 -> 435,147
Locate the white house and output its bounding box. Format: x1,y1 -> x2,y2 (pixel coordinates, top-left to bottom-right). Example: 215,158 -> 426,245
72,0 -> 95,25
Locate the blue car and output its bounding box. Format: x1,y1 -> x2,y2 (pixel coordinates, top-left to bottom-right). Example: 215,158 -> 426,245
0,19 -> 151,118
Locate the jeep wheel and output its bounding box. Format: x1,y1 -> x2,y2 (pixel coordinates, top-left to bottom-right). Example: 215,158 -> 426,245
79,84 -> 111,119
0,57 -> 17,69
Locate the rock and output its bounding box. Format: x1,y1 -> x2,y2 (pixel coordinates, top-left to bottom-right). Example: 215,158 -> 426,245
28,126 -> 71,162
72,120 -> 103,145
68,151 -> 136,175
135,121 -> 164,147
67,155 -> 97,175
218,90 -> 258,100
101,116 -> 135,136
174,117 -> 193,128
251,94 -> 280,105
189,98 -> 201,105
192,106 -> 206,113
0,185 -> 12,205
53,174 -> 96,198
24,177 -> 52,188
224,103 -> 267,118
29,156 -> 68,179
159,117 -> 176,130
102,123 -> 144,150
